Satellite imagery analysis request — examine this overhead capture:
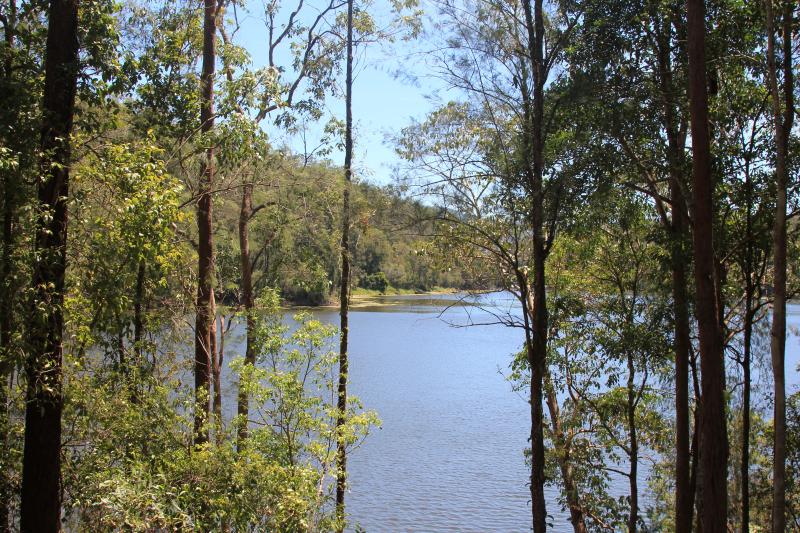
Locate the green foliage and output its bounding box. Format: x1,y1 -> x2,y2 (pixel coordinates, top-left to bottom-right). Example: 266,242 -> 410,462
60,298 -> 377,532
67,138 -> 185,362
506,192 -> 674,530
207,158 -> 465,305
359,271 -> 389,293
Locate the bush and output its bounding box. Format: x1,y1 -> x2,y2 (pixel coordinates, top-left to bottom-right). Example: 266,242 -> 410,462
282,261 -> 331,305
59,307 -> 379,532
359,271 -> 389,293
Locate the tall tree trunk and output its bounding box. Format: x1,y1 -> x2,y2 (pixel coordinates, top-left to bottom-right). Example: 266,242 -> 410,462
740,288 -> 753,533
627,351 -> 639,533
521,281 -> 587,533
671,198 -> 693,533
655,15 -> 693,531
686,0 -> 728,529
237,182 -> 255,446
690,349 -> 703,533
0,2 -> 17,529
521,0 -> 548,530
20,1 -> 79,531
194,0 -> 216,446
335,0 -> 353,528
740,163 -> 755,533
765,2 -> 794,530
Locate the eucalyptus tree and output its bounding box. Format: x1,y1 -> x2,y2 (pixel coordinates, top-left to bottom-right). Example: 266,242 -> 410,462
218,9 -> 419,524
521,1 -> 550,524
193,0 -> 218,445
712,56 -> 774,532
764,1 -> 795,529
542,193 -> 673,532
112,0 -> 214,441
1,1 -> 173,525
559,2 -> 702,526
336,0 -> 355,525
686,0 -> 729,527
417,0 -> 586,527
397,80 -> 596,533
562,0 -> 784,527
114,0 -> 353,444
220,0 -> 352,446
0,0 -> 45,527
20,0 -> 79,530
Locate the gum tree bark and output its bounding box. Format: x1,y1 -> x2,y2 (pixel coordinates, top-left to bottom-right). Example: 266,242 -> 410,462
521,0 -> 548,529
237,182 -> 255,446
654,14 -> 694,531
670,186 -> 693,533
194,0 -> 217,445
20,0 -> 79,531
335,0 -> 353,527
520,272 -> 586,533
543,375 -> 588,533
765,0 -> 794,530
686,0 -> 728,528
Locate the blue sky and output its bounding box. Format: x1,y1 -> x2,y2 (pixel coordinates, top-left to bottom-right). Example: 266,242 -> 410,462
230,0 -> 449,185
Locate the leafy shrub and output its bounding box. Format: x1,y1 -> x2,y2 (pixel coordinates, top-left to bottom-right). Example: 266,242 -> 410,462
359,271 -> 389,293
59,301 -> 378,532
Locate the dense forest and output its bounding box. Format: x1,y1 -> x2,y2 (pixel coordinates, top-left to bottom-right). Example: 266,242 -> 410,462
1,0 -> 800,531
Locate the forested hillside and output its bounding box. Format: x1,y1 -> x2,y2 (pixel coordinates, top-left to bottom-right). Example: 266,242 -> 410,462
2,0 -> 800,531
209,169 -> 464,305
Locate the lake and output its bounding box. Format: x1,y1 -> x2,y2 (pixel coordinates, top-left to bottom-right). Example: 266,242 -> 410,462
220,294 -> 800,532
319,294 -> 537,532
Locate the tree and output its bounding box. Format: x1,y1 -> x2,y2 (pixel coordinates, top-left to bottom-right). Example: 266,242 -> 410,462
686,0 -> 728,528
0,0 -> 34,527
336,0 -> 354,526
764,1 -> 794,530
519,0 -> 549,527
20,0 -> 79,530
713,56 -> 773,532
227,0 -> 349,443
194,0 -> 217,445
414,1 -> 582,527
562,2 -> 697,525
69,138 -> 184,394
396,92 -> 593,531
0,1 -> 13,520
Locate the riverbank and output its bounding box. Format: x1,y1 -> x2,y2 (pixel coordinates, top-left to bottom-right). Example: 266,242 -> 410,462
285,287 -> 463,310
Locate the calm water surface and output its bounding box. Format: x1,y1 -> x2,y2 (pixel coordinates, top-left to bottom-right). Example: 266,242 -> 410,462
318,295 -> 536,532
221,294 -> 800,532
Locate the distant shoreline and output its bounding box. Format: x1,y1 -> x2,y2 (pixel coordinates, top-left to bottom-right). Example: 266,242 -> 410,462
286,287 -> 465,310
